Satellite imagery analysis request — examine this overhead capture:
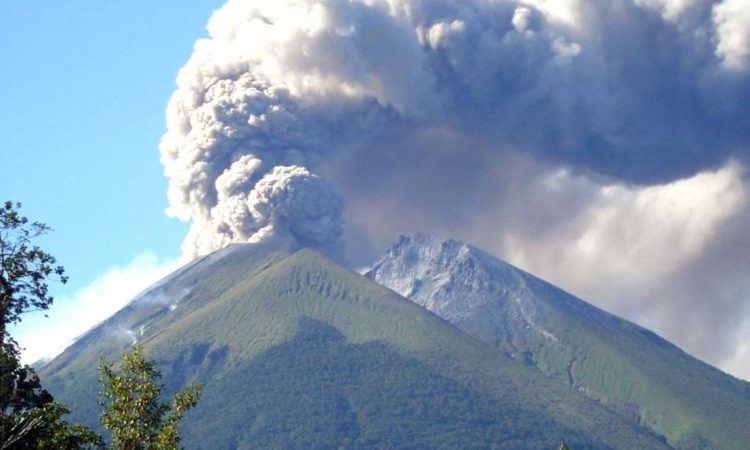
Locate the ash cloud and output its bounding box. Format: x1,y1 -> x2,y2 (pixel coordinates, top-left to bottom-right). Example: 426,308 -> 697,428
183,163 -> 344,257
163,0 -> 750,378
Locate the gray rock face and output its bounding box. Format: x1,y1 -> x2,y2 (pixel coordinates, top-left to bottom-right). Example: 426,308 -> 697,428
366,233 -> 562,352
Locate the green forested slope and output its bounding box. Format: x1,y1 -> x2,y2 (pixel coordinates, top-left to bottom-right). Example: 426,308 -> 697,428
40,243 -> 669,449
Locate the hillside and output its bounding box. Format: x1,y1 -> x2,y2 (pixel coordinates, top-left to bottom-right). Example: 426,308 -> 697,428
367,234 -> 750,450
40,241 -> 668,449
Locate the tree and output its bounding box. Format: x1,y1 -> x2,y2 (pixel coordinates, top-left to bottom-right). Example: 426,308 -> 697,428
0,201 -> 101,449
0,201 -> 67,346
98,347 -> 202,450
0,349 -> 52,414
0,403 -> 104,450
0,201 -> 62,414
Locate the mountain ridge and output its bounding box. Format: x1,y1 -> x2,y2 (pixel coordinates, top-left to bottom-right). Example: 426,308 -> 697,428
40,241 -> 668,449
367,233 -> 750,450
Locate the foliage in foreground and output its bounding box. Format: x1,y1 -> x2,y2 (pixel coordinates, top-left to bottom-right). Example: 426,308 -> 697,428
99,346 -> 202,450
1,202 -> 200,449
0,201 -> 67,344
0,201 -> 101,449
0,402 -> 104,449
0,201 -> 62,417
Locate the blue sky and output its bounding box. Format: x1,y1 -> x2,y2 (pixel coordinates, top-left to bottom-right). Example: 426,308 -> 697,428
0,2 -> 223,355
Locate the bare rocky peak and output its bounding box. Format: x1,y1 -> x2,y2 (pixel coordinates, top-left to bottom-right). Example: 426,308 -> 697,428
366,234 -> 554,342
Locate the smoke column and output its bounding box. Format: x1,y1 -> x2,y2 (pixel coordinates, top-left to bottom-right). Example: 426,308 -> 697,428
161,0 -> 750,378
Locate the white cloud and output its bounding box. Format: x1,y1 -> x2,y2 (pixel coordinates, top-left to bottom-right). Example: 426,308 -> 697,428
713,0 -> 750,72
634,0 -> 701,22
14,251 -> 181,365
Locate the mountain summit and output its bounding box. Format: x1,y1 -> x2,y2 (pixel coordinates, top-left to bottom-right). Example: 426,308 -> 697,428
40,240 -> 666,449
367,233 -> 562,343
368,234 -> 750,450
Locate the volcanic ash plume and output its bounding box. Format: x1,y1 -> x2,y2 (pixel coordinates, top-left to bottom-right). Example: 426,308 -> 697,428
161,0 -> 749,259
157,0 -> 750,377
182,163 -> 343,258
158,67 -> 353,257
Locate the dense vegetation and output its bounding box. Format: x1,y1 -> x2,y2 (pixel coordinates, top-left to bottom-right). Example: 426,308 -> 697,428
41,243 -> 668,449
98,346 -> 202,450
185,318 -> 584,449
0,201 -> 102,448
